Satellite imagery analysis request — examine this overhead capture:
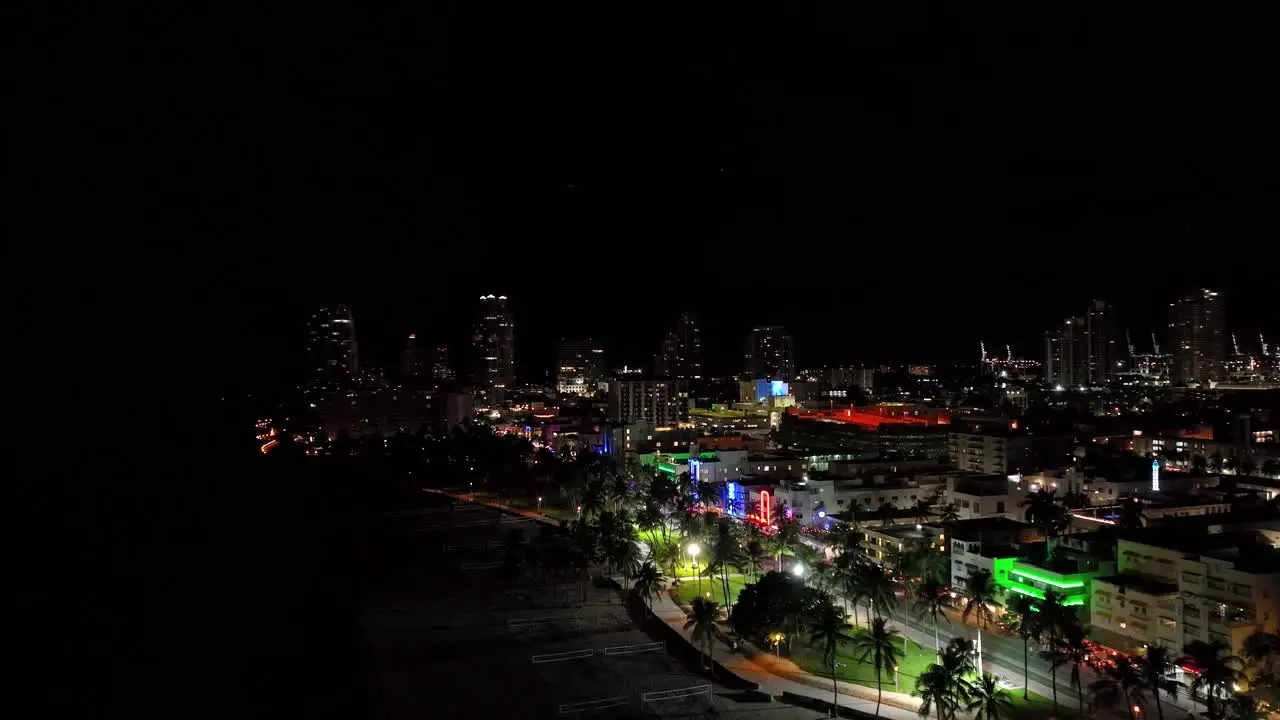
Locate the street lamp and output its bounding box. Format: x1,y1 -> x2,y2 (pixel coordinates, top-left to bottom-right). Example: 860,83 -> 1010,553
769,632 -> 785,657
792,562 -> 805,579
688,544 -> 702,597
537,496 -> 543,511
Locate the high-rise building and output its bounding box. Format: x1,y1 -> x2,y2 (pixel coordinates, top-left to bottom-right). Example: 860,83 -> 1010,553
306,305 -> 358,393
402,333 -> 427,384
1086,299 -> 1118,383
744,326 -> 794,380
1169,288 -> 1225,385
431,346 -> 454,381
608,379 -> 688,426
557,338 -> 606,396
653,312 -> 702,382
473,294 -> 515,399
1044,317 -> 1087,388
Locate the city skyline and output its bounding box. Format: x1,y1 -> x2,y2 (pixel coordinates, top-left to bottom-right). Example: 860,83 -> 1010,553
262,278 -> 1276,392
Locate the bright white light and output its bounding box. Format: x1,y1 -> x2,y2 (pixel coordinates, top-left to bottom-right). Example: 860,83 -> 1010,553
792,563 -> 805,578
1054,384 -> 1065,392
687,544 -> 700,558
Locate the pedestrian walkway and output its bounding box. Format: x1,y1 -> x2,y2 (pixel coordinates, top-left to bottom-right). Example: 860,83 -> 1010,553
641,580 -> 925,720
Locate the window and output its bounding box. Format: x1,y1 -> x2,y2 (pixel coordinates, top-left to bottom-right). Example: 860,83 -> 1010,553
996,501 -> 1005,513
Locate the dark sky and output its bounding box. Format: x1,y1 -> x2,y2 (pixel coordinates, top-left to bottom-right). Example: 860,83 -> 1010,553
24,3 -> 1277,392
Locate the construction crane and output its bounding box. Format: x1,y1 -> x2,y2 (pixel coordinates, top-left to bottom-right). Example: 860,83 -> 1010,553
1233,332 -> 1241,357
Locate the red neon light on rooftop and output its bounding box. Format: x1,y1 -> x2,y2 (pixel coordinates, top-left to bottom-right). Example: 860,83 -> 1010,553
788,405 -> 949,428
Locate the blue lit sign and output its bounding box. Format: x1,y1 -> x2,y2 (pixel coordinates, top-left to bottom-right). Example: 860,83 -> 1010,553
770,380 -> 789,397
689,458 -> 700,482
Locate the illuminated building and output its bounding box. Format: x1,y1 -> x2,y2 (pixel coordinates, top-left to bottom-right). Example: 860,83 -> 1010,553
556,338 -> 606,396
402,333 -> 426,384
653,312 -> 702,384
1169,288 -> 1225,385
608,379 -> 687,426
1087,298 -> 1119,383
778,405 -> 950,459
473,294 -> 515,401
744,326 -> 794,381
1044,317 -> 1087,388
305,304 -> 358,394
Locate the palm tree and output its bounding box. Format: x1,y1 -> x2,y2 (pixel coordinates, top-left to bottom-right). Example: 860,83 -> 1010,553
1224,695 -> 1267,720
1003,594 -> 1040,700
915,578 -> 951,661
1137,643 -> 1181,720
705,519 -> 745,611
632,561 -> 664,613
1089,659 -> 1148,720
913,498 -> 934,524
743,538 -> 767,580
966,673 -> 1015,720
809,601 -> 854,714
851,617 -> 904,717
1020,488 -> 1070,538
1179,639 -> 1244,719
937,502 -> 961,523
1117,497 -> 1148,530
610,537 -> 642,599
961,569 -> 1001,676
684,596 -> 720,672
916,665 -> 959,720
770,518 -> 801,572
860,563 -> 897,625
1059,624 -> 1091,715
1242,630 -> 1280,687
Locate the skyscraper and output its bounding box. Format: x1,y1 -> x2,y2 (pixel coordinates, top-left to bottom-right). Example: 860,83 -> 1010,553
744,326 -> 795,380
305,305 -> 358,393
473,294 -> 515,399
1169,288 -> 1225,385
1044,317 -> 1087,388
402,333 -> 426,385
1086,299 -> 1118,383
653,312 -> 702,382
557,338 -> 606,396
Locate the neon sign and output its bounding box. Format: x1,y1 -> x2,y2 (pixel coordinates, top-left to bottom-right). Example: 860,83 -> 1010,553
1151,458 -> 1160,491
760,490 -> 771,523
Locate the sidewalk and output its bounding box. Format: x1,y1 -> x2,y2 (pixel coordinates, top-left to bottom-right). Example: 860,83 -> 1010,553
643,581 -> 925,720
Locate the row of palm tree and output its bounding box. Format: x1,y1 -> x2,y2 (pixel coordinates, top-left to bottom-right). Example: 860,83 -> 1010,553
915,637 -> 1014,720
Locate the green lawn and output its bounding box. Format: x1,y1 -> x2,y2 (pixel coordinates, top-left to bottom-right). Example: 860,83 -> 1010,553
790,629 -> 936,692
672,575 -> 750,607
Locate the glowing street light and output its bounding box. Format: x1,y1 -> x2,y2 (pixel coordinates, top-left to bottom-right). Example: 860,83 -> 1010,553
769,632 -> 786,657
537,496 -> 543,511
792,562 -> 805,579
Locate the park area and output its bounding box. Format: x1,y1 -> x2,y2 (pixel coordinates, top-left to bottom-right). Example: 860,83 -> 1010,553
670,575 -> 751,607
789,629 -> 935,691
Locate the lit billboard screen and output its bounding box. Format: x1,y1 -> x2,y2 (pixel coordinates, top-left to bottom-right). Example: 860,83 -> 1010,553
770,380 -> 789,396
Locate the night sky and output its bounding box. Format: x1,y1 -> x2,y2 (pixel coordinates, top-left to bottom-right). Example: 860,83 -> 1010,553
25,3 -> 1277,392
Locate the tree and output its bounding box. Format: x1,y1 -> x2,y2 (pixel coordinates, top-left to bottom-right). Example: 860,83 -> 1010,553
859,563 -> 898,627
876,501 -> 900,527
937,502 -> 961,523
1059,624 -> 1091,715
730,571 -> 821,644
1088,659 -> 1148,720
769,518 -> 802,572
632,561 -> 664,614
808,600 -> 854,713
915,578 -> 951,661
961,568 -> 1001,675
915,665 -> 960,720
705,519 -> 745,612
1242,630 -> 1279,687
1003,594 -> 1041,700
1117,497 -> 1148,530
609,536 -> 642,599
1137,643 -> 1181,720
1224,695 -> 1267,720
1020,488 -> 1070,538
913,498 -> 934,524
1179,639 -> 1244,719
684,597 -> 720,672
743,538 -> 768,580
966,673 -> 1015,720
851,617 -> 904,717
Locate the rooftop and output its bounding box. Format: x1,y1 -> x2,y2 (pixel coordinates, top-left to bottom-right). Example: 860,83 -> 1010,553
1097,574 -> 1179,596
934,516 -> 1033,539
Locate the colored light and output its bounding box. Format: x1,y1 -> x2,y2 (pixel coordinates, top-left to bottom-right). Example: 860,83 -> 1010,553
1010,569 -> 1085,589
760,490 -> 771,523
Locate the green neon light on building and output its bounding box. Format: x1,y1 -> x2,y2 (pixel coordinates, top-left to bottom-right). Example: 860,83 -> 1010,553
1010,568 -> 1085,589
1009,585 -> 1046,600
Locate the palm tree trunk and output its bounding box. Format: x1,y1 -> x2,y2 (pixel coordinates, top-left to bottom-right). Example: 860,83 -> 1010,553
833,670 -> 839,716
1050,665 -> 1058,710
1076,673 -> 1084,716
1023,636 -> 1029,700
935,616 -> 942,661
875,673 -> 883,717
